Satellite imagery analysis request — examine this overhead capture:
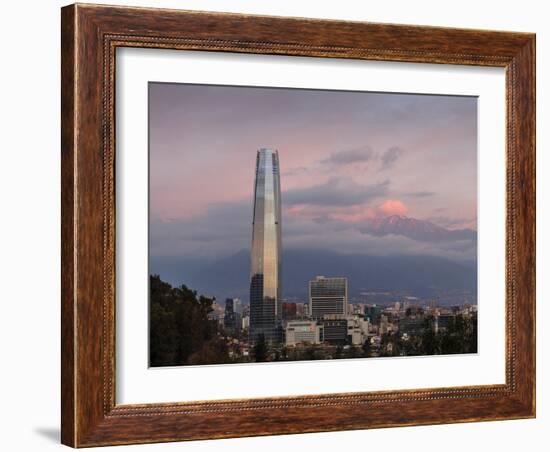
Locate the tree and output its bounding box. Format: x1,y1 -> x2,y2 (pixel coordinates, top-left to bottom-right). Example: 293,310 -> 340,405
253,334 -> 268,362
421,315 -> 438,355
149,275 -> 227,366
362,338 -> 372,357
150,299 -> 178,365
438,314 -> 478,355
280,346 -> 289,361
187,338 -> 231,365
467,312 -> 478,353
379,332 -> 403,357
305,345 -> 317,361
347,346 -> 358,359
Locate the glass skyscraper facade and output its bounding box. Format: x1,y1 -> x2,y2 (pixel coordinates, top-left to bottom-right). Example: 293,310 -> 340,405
309,276 -> 348,319
249,148 -> 282,343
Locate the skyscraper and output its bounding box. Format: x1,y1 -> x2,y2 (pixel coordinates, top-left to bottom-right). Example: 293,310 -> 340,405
224,298 -> 238,334
309,276 -> 348,319
249,148 -> 282,343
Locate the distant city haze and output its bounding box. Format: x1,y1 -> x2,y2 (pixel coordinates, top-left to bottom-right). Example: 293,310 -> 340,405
149,82 -> 477,301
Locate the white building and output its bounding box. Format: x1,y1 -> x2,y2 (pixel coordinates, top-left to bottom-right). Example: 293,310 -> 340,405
233,298 -> 243,314
284,320 -> 324,346
346,316 -> 370,345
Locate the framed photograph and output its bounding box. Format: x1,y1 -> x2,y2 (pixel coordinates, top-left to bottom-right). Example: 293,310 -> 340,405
61,3 -> 535,447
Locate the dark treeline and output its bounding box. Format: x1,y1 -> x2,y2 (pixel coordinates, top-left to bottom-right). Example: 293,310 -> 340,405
149,275 -> 231,366
379,314 -> 478,357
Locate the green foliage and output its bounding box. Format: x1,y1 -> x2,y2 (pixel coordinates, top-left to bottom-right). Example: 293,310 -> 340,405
187,338 -> 231,365
362,338 -> 372,357
379,331 -> 402,356
280,346 -> 289,361
377,313 -> 477,357
305,344 -> 318,360
252,334 -> 268,362
439,313 -> 478,355
149,274 -> 226,366
421,315 -> 438,355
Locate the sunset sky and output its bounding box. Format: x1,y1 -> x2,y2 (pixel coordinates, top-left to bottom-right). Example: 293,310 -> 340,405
149,82 -> 477,262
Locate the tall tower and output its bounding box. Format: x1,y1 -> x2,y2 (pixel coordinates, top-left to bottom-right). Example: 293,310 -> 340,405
249,148 -> 282,344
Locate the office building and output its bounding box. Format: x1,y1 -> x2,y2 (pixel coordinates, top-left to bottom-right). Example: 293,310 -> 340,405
319,316 -> 348,344
365,304 -> 383,324
233,298 -> 243,315
249,148 -> 283,343
398,316 -> 425,335
224,298 -> 241,334
309,276 -> 348,319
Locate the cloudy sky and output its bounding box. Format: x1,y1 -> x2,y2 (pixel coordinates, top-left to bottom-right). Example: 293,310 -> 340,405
149,82 -> 477,262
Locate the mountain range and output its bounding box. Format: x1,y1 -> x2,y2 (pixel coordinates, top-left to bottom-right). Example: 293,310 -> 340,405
150,215 -> 477,303
360,215 -> 476,242
151,249 -> 476,303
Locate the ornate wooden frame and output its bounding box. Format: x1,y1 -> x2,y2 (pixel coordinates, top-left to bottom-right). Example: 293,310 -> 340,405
61,3 -> 535,447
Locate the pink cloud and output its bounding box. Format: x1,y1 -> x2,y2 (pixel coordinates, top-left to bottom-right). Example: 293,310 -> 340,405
330,200 -> 409,223
285,199 -> 409,225
376,199 -> 408,217
284,198 -> 410,226
330,206 -> 376,223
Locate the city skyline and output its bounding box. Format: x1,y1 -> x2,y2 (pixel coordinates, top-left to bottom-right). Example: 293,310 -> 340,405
148,82 -> 479,366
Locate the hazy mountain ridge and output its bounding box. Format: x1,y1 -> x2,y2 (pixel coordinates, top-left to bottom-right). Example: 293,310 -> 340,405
360,215 -> 476,242
151,248 -> 476,303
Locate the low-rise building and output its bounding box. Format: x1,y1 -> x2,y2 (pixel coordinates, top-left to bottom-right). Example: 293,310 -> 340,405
398,316 -> 426,336
319,315 -> 348,345
284,320 -> 324,346
346,316 -> 370,345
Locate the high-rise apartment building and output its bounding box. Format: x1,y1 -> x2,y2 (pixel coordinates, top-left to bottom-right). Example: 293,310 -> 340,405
249,148 -> 282,343
224,298 -> 242,334
309,276 -> 348,319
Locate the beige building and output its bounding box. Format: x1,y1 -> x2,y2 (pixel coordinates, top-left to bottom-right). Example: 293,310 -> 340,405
284,320 -> 324,346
